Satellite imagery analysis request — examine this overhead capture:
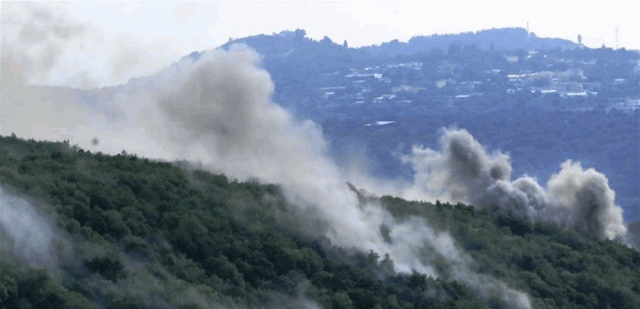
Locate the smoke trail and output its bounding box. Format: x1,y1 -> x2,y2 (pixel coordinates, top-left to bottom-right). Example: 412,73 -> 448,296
402,126 -> 629,242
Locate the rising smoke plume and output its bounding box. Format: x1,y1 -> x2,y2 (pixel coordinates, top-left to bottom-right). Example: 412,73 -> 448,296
4,3 -> 633,308
0,5 -> 534,302
131,44 -> 530,308
401,127 -> 630,242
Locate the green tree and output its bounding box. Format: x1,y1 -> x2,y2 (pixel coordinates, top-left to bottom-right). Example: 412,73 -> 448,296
332,292 -> 355,309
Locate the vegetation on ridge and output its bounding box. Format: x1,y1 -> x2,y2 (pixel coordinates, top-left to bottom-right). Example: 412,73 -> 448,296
0,135 -> 639,309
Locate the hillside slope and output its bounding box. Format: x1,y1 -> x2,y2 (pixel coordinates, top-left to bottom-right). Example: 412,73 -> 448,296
0,136 -> 639,309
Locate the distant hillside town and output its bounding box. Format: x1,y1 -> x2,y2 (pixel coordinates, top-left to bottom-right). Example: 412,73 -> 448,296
202,27 -> 639,122
52,27 -> 639,126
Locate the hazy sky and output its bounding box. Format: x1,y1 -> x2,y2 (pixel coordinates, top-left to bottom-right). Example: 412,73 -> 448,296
3,1 -> 639,88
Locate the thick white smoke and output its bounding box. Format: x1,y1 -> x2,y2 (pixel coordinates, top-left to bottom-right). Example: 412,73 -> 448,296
402,127 -> 630,242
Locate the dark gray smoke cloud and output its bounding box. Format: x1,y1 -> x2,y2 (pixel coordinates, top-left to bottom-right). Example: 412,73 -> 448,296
402,127 -> 630,242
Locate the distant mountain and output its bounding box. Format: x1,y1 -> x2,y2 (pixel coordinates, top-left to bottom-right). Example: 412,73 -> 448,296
376,27 -> 578,56
205,28 -> 578,60
215,29 -> 383,74
179,27 -> 578,72
111,27 -> 580,95
218,29 -> 356,59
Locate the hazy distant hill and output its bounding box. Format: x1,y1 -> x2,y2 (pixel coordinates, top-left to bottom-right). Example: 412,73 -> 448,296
204,27 -> 578,61
215,29 -> 382,74
118,27 -> 581,98
375,28 -> 578,57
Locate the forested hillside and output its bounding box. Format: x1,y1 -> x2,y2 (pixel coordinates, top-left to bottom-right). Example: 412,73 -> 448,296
1,135 -> 639,309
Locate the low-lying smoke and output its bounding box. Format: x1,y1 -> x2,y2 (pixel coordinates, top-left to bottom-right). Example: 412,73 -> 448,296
0,186 -> 58,269
402,127 -> 630,242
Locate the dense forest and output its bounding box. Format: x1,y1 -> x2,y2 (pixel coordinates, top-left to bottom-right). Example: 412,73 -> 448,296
1,135 -> 639,309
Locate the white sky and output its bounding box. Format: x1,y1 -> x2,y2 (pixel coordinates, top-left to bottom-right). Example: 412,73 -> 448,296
3,0 -> 639,88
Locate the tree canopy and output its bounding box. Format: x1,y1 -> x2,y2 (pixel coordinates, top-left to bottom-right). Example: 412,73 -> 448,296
0,135 -> 638,309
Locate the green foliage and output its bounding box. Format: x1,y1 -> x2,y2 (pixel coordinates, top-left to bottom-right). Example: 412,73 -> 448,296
0,136 -> 639,309
0,260 -> 93,309
84,253 -> 127,282
495,214 -> 533,237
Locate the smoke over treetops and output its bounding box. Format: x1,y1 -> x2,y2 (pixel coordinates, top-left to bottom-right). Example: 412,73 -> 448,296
2,4 -> 636,308
137,45 -> 534,308
401,127 -> 629,242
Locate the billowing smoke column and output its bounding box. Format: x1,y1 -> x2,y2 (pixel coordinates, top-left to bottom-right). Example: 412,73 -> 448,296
142,45 -> 531,308
148,44 -> 388,253
403,127 -> 629,242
